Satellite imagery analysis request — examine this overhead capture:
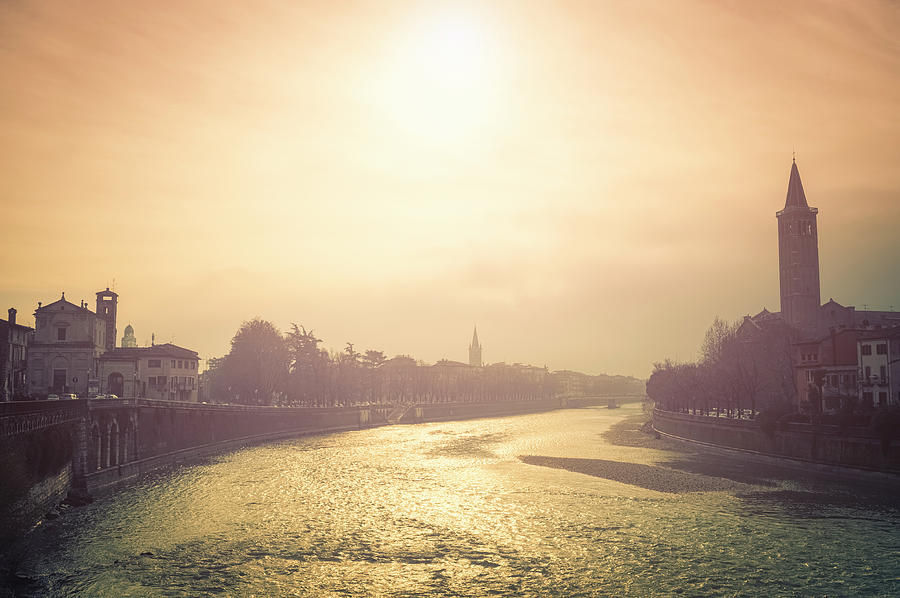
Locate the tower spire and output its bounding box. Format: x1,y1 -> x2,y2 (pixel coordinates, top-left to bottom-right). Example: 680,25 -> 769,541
468,325 -> 482,367
783,159 -> 809,209
776,159 -> 820,335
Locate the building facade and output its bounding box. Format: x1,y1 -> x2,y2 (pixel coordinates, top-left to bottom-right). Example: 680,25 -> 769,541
99,344 -> 200,401
857,329 -> 900,408
27,293 -> 109,398
1,308 -> 32,401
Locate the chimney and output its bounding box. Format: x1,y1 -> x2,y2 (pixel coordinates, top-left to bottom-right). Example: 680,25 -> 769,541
7,308 -> 15,325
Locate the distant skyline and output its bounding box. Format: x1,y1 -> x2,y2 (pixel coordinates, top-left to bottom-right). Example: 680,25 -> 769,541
2,1 -> 899,377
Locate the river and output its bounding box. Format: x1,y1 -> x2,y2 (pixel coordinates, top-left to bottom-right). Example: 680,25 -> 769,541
4,402 -> 900,597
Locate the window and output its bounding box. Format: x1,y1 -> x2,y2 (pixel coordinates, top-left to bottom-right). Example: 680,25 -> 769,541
829,375 -> 838,387
171,360 -> 176,367
865,366 -> 871,378
863,391 -> 873,404
149,359 -> 161,368
861,344 -> 872,356
177,360 -> 183,369
880,366 -> 886,380
876,343 -> 887,355
878,392 -> 887,406
58,327 -> 67,341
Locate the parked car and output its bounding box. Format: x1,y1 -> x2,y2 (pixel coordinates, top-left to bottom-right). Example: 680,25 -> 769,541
46,394 -> 59,400
93,394 -> 119,400
60,393 -> 78,400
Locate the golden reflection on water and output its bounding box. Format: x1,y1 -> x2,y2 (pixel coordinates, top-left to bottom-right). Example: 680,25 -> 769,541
9,403 -> 900,597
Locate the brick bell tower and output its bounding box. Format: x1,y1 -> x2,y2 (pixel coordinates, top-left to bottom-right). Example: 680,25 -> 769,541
776,158 -> 820,336
96,287 -> 118,352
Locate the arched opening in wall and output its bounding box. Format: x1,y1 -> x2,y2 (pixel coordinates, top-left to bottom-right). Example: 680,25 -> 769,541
90,422 -> 101,470
108,372 -> 124,397
109,419 -> 120,467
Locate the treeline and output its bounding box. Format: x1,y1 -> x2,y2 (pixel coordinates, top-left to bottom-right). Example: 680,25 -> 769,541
203,319 -> 643,407
647,316 -> 796,418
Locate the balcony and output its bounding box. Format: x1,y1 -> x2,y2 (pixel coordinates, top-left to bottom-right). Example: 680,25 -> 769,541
860,376 -> 889,388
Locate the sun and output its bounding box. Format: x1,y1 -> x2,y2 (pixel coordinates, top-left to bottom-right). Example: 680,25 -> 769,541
372,8 -> 505,147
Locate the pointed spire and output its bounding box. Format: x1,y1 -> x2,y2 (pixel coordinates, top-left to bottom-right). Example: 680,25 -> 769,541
784,160 -> 809,209
471,326 -> 479,348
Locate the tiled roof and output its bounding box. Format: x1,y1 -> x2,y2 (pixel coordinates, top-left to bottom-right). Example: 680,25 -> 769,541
101,343 -> 198,360
35,297 -> 95,315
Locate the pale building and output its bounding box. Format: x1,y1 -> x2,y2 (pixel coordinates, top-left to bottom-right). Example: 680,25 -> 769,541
857,329 -> 900,408
99,343 -> 200,401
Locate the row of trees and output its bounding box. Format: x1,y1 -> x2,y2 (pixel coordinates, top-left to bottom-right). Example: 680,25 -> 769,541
203,319 -> 644,407
647,316 -> 796,418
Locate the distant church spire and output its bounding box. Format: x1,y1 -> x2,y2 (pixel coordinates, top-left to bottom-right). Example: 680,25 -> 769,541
468,326 -> 482,367
776,159 -> 820,334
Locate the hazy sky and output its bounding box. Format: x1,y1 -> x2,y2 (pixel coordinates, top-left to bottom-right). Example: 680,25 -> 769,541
1,0 -> 898,377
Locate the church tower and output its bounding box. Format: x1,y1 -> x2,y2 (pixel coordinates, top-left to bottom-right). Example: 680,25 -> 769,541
468,326 -> 482,367
776,159 -> 820,335
95,288 -> 118,352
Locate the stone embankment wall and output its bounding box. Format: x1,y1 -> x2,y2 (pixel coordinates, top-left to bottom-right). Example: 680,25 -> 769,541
0,400 -> 392,541
82,401 -> 393,495
653,409 -> 900,472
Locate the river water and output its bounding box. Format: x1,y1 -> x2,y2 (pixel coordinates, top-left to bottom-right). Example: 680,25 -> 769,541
4,403 -> 900,597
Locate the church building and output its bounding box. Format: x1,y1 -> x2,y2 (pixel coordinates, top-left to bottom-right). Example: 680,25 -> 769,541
743,159 -> 899,408
27,290 -> 113,397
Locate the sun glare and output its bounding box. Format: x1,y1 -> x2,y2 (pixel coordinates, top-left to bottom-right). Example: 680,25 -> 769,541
373,9 -> 505,146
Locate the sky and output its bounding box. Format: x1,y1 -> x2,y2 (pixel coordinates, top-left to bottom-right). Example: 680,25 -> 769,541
1,0 -> 899,378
